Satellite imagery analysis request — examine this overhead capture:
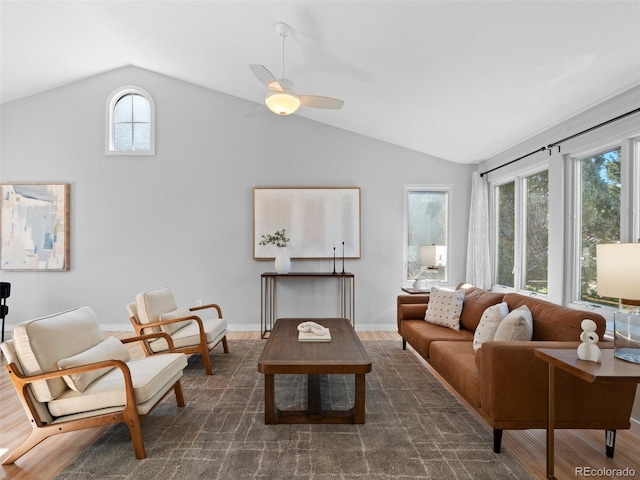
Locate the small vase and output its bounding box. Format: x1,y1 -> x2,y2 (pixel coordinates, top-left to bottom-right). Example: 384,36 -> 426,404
274,248 -> 291,274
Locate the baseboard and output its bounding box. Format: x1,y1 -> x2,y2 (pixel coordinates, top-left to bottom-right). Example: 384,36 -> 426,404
630,416 -> 640,439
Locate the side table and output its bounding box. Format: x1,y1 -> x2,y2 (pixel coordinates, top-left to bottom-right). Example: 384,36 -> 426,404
534,348 -> 640,479
400,286 -> 431,294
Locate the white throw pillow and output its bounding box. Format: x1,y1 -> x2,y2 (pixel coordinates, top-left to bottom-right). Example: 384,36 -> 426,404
493,305 -> 534,342
57,336 -> 131,392
159,307 -> 194,334
424,287 -> 465,331
472,302 -> 509,352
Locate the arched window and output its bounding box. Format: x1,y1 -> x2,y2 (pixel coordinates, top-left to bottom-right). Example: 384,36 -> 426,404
106,86 -> 155,155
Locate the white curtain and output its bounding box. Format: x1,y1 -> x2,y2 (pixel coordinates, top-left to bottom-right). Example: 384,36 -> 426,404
466,171 -> 492,289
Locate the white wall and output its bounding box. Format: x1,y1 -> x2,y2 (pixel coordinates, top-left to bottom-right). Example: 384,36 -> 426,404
0,66 -> 475,331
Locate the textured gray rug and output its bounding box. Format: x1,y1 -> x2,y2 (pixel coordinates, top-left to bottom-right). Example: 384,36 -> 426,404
54,340 -> 531,479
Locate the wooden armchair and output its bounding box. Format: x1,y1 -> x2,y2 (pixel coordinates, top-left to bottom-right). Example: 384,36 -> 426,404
1,306 -> 188,464
127,287 -> 229,375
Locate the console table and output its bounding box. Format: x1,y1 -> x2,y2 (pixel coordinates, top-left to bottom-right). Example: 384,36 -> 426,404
534,348 -> 640,479
261,272 -> 355,338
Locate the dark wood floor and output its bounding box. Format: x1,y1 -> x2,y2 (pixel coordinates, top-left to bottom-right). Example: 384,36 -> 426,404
1,331 -> 639,480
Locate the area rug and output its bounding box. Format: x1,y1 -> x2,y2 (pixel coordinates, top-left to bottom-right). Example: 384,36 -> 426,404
54,340 -> 531,479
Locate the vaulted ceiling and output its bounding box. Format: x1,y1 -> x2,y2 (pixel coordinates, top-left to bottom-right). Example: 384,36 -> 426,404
2,1 -> 639,163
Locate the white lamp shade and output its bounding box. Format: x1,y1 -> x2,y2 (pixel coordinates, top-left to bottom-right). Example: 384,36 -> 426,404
596,243 -> 640,300
265,91 -> 300,115
420,245 -> 447,267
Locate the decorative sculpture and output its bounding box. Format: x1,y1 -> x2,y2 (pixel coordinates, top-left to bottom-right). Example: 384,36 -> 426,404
577,319 -> 602,363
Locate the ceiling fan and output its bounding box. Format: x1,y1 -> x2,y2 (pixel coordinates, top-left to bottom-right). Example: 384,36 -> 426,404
249,22 -> 344,116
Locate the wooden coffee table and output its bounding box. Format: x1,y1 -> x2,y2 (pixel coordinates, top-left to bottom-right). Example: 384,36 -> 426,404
257,318 -> 372,424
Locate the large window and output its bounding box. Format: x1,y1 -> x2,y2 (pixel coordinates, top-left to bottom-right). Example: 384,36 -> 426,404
576,147 -> 621,307
404,186 -> 451,284
493,169 -> 549,293
106,86 -> 155,155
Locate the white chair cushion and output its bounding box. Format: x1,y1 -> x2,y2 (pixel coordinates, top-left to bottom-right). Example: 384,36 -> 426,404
159,307 -> 194,335
12,306 -> 105,402
135,288 -> 178,331
47,352 -> 187,417
57,337 -> 131,392
149,317 -> 228,353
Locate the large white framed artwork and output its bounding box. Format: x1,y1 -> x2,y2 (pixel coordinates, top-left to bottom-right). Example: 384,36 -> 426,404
1,183 -> 70,271
253,187 -> 361,260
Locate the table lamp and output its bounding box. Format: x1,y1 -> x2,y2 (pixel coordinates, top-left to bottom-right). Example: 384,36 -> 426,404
596,242 -> 640,363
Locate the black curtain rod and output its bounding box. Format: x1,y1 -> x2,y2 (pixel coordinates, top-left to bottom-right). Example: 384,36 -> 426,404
480,106 -> 640,178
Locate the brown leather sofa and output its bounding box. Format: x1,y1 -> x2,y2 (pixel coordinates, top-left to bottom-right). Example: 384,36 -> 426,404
397,286 -> 638,455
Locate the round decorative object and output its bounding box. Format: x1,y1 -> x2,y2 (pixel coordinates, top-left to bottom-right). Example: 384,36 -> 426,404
274,249 -> 291,274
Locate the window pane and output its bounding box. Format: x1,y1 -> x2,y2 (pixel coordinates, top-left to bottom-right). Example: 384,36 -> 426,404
114,123 -> 133,151
407,190 -> 448,282
114,94 -> 133,123
132,94 -> 150,122
133,123 -> 151,151
524,171 -> 548,293
580,148 -> 621,305
496,181 -> 515,287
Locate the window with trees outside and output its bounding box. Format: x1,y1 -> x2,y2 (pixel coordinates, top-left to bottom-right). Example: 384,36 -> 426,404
106,86 -> 155,155
494,170 -> 549,293
577,147 -> 621,308
404,186 -> 451,285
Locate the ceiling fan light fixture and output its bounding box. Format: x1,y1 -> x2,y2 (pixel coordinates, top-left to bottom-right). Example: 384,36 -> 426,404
265,91 -> 300,115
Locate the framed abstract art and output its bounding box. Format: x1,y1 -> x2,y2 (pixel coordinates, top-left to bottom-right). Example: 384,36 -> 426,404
1,183 -> 70,271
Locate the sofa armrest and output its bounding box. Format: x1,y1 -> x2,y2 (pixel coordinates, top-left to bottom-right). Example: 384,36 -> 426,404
397,294 -> 430,331
476,341 -> 635,429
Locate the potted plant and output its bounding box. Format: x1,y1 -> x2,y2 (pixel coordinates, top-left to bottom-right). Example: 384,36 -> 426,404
259,229 -> 291,273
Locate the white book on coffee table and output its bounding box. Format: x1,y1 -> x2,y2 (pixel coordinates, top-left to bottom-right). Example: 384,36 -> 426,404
298,329 -> 331,342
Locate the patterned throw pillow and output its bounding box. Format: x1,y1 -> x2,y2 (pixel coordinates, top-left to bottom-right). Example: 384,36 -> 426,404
472,302 -> 509,352
424,287 -> 465,331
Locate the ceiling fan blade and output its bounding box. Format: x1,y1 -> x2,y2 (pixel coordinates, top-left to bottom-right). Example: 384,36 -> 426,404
249,64 -> 282,91
299,95 -> 344,110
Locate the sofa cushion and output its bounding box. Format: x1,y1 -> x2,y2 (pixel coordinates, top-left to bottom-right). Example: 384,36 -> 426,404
472,302 -> 509,352
493,305 -> 533,342
48,352 -> 188,417
136,288 -> 179,332
503,293 -> 605,341
12,306 -> 105,402
424,287 -> 464,331
401,320 -> 473,359
459,287 -> 506,332
429,341 -> 481,407
159,307 -> 193,335
57,336 -> 131,392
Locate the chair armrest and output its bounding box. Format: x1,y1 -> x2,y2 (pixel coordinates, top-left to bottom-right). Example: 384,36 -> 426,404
190,303 -> 222,318
142,315 -> 208,348
5,359 -> 138,426
121,332 -> 176,351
